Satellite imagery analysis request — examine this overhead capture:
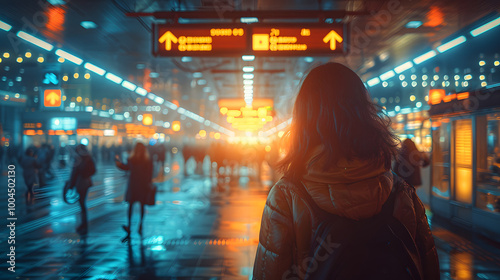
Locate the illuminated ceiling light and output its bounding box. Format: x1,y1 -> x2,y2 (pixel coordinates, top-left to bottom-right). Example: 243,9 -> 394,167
121,80 -> 137,91
436,36 -> 466,53
135,87 -> 148,96
402,81 -> 408,87
149,72 -> 159,78
84,62 -> 105,76
3,52 -> 9,58
470,16 -> 500,37
17,31 -> 54,51
394,61 -> 413,74
105,72 -> 123,84
380,70 -> 395,81
16,57 -> 22,63
80,21 -> 97,29
382,81 -> 388,87
147,92 -> 156,100
433,75 -> 439,81
55,49 -> 83,65
412,81 -> 417,87
203,87 -> 211,93
242,66 -> 254,72
480,75 -> 485,80
58,57 -> 65,63
479,60 -> 486,66
395,106 -> 401,112
243,80 -> 254,85
495,61 -> 500,66
416,102 -> 422,108
405,21 -> 423,28
181,56 -> 192,62
240,17 -> 258,23
413,50 -> 436,64
154,96 -> 164,104
242,55 -> 255,61
367,77 -> 380,87
84,73 -> 90,79
25,52 -> 32,58
74,73 -> 79,79
304,57 -> 314,63
62,75 -> 68,81
244,85 -> 253,89
193,72 -> 203,78
411,75 -> 417,80
0,20 -> 12,31
243,73 -> 254,79
164,100 -> 178,110
244,89 -> 253,94
464,74 -> 472,80
481,81 -> 487,87
454,75 -> 460,80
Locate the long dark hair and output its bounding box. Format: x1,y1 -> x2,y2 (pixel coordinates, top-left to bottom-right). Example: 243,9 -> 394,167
129,142 -> 149,163
278,63 -> 399,178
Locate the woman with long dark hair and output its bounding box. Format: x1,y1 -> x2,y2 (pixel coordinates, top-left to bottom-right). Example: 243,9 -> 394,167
253,63 -> 440,279
115,142 -> 153,239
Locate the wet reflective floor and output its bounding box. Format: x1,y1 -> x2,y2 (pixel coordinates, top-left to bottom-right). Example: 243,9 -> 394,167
0,156 -> 499,280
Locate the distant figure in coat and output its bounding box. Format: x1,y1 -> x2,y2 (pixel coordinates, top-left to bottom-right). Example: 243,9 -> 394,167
20,147 -> 40,204
115,142 -> 153,239
253,63 -> 440,279
69,144 -> 96,234
394,138 -> 430,187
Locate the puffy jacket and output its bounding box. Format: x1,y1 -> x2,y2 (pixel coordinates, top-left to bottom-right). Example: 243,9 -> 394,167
253,157 -> 440,280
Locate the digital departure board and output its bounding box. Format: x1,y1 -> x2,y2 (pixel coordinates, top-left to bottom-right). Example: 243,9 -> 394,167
153,24 -> 346,56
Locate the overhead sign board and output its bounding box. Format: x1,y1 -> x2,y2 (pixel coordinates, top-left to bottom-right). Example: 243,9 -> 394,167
153,24 -> 346,56
43,89 -> 62,108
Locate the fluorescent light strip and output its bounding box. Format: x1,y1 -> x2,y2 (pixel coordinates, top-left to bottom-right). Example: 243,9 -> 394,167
437,36 -> 466,53
135,87 -> 147,96
0,20 -> 12,31
243,66 -> 255,72
413,50 -> 437,64
243,73 -> 254,79
121,80 -> 137,91
154,97 -> 164,104
55,49 -> 83,65
147,93 -> 156,100
470,16 -> 500,37
164,101 -> 178,110
380,70 -> 395,81
84,63 -> 105,76
367,77 -> 381,87
105,73 -> 123,84
16,31 -> 54,51
243,80 -> 254,85
242,55 -> 255,61
394,61 -> 413,74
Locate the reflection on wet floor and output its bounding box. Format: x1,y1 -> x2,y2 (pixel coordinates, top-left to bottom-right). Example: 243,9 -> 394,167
0,155 -> 499,279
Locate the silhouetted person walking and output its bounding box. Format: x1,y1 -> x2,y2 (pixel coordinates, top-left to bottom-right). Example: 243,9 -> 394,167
69,144 -> 96,234
394,138 -> 430,188
20,147 -> 40,204
115,143 -> 153,239
253,63 -> 440,280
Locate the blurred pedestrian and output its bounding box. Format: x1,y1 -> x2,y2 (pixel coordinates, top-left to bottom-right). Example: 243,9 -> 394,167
253,63 -> 439,279
394,138 -> 430,188
20,147 -> 40,204
69,144 -> 96,234
115,142 -> 153,239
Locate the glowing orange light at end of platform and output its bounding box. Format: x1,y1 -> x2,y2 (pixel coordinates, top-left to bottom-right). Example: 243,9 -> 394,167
172,121 -> 181,132
142,114 -> 153,126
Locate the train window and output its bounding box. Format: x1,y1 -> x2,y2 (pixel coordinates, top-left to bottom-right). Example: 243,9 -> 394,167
453,119 -> 473,204
432,119 -> 450,199
476,114 -> 500,213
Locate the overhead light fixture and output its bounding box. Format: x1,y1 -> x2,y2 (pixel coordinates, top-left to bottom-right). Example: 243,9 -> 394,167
47,0 -> 66,5
154,96 -> 164,104
380,70 -> 395,81
80,21 -> 97,29
244,85 -> 253,89
147,92 -> 156,100
0,20 -> 12,32
394,61 -> 413,74
105,72 -> 122,84
122,81 -> 137,91
243,66 -> 254,72
242,55 -> 255,61
135,87 -> 148,96
243,80 -> 254,85
240,17 -> 258,23
193,72 -> 203,78
470,16 -> 500,37
304,57 -> 314,63
436,36 -> 466,53
413,50 -> 436,65
367,77 -> 381,87
55,49 -> 83,65
243,73 -> 254,79
149,72 -> 159,78
164,100 -> 178,110
405,21 -> 423,29
16,31 -> 54,51
181,56 -> 192,62
84,62 -> 105,76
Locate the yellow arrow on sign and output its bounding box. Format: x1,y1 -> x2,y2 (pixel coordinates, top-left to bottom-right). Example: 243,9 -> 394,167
159,31 -> 178,51
323,30 -> 343,50
46,92 -> 60,105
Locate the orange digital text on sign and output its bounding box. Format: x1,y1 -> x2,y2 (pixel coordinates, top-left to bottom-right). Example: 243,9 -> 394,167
44,89 -> 62,107
158,27 -> 246,53
251,27 -> 343,52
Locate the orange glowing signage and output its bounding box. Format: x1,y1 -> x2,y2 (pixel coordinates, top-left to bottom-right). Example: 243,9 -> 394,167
428,89 -> 446,105
457,92 -> 469,100
154,24 -> 346,56
44,89 -> 62,107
